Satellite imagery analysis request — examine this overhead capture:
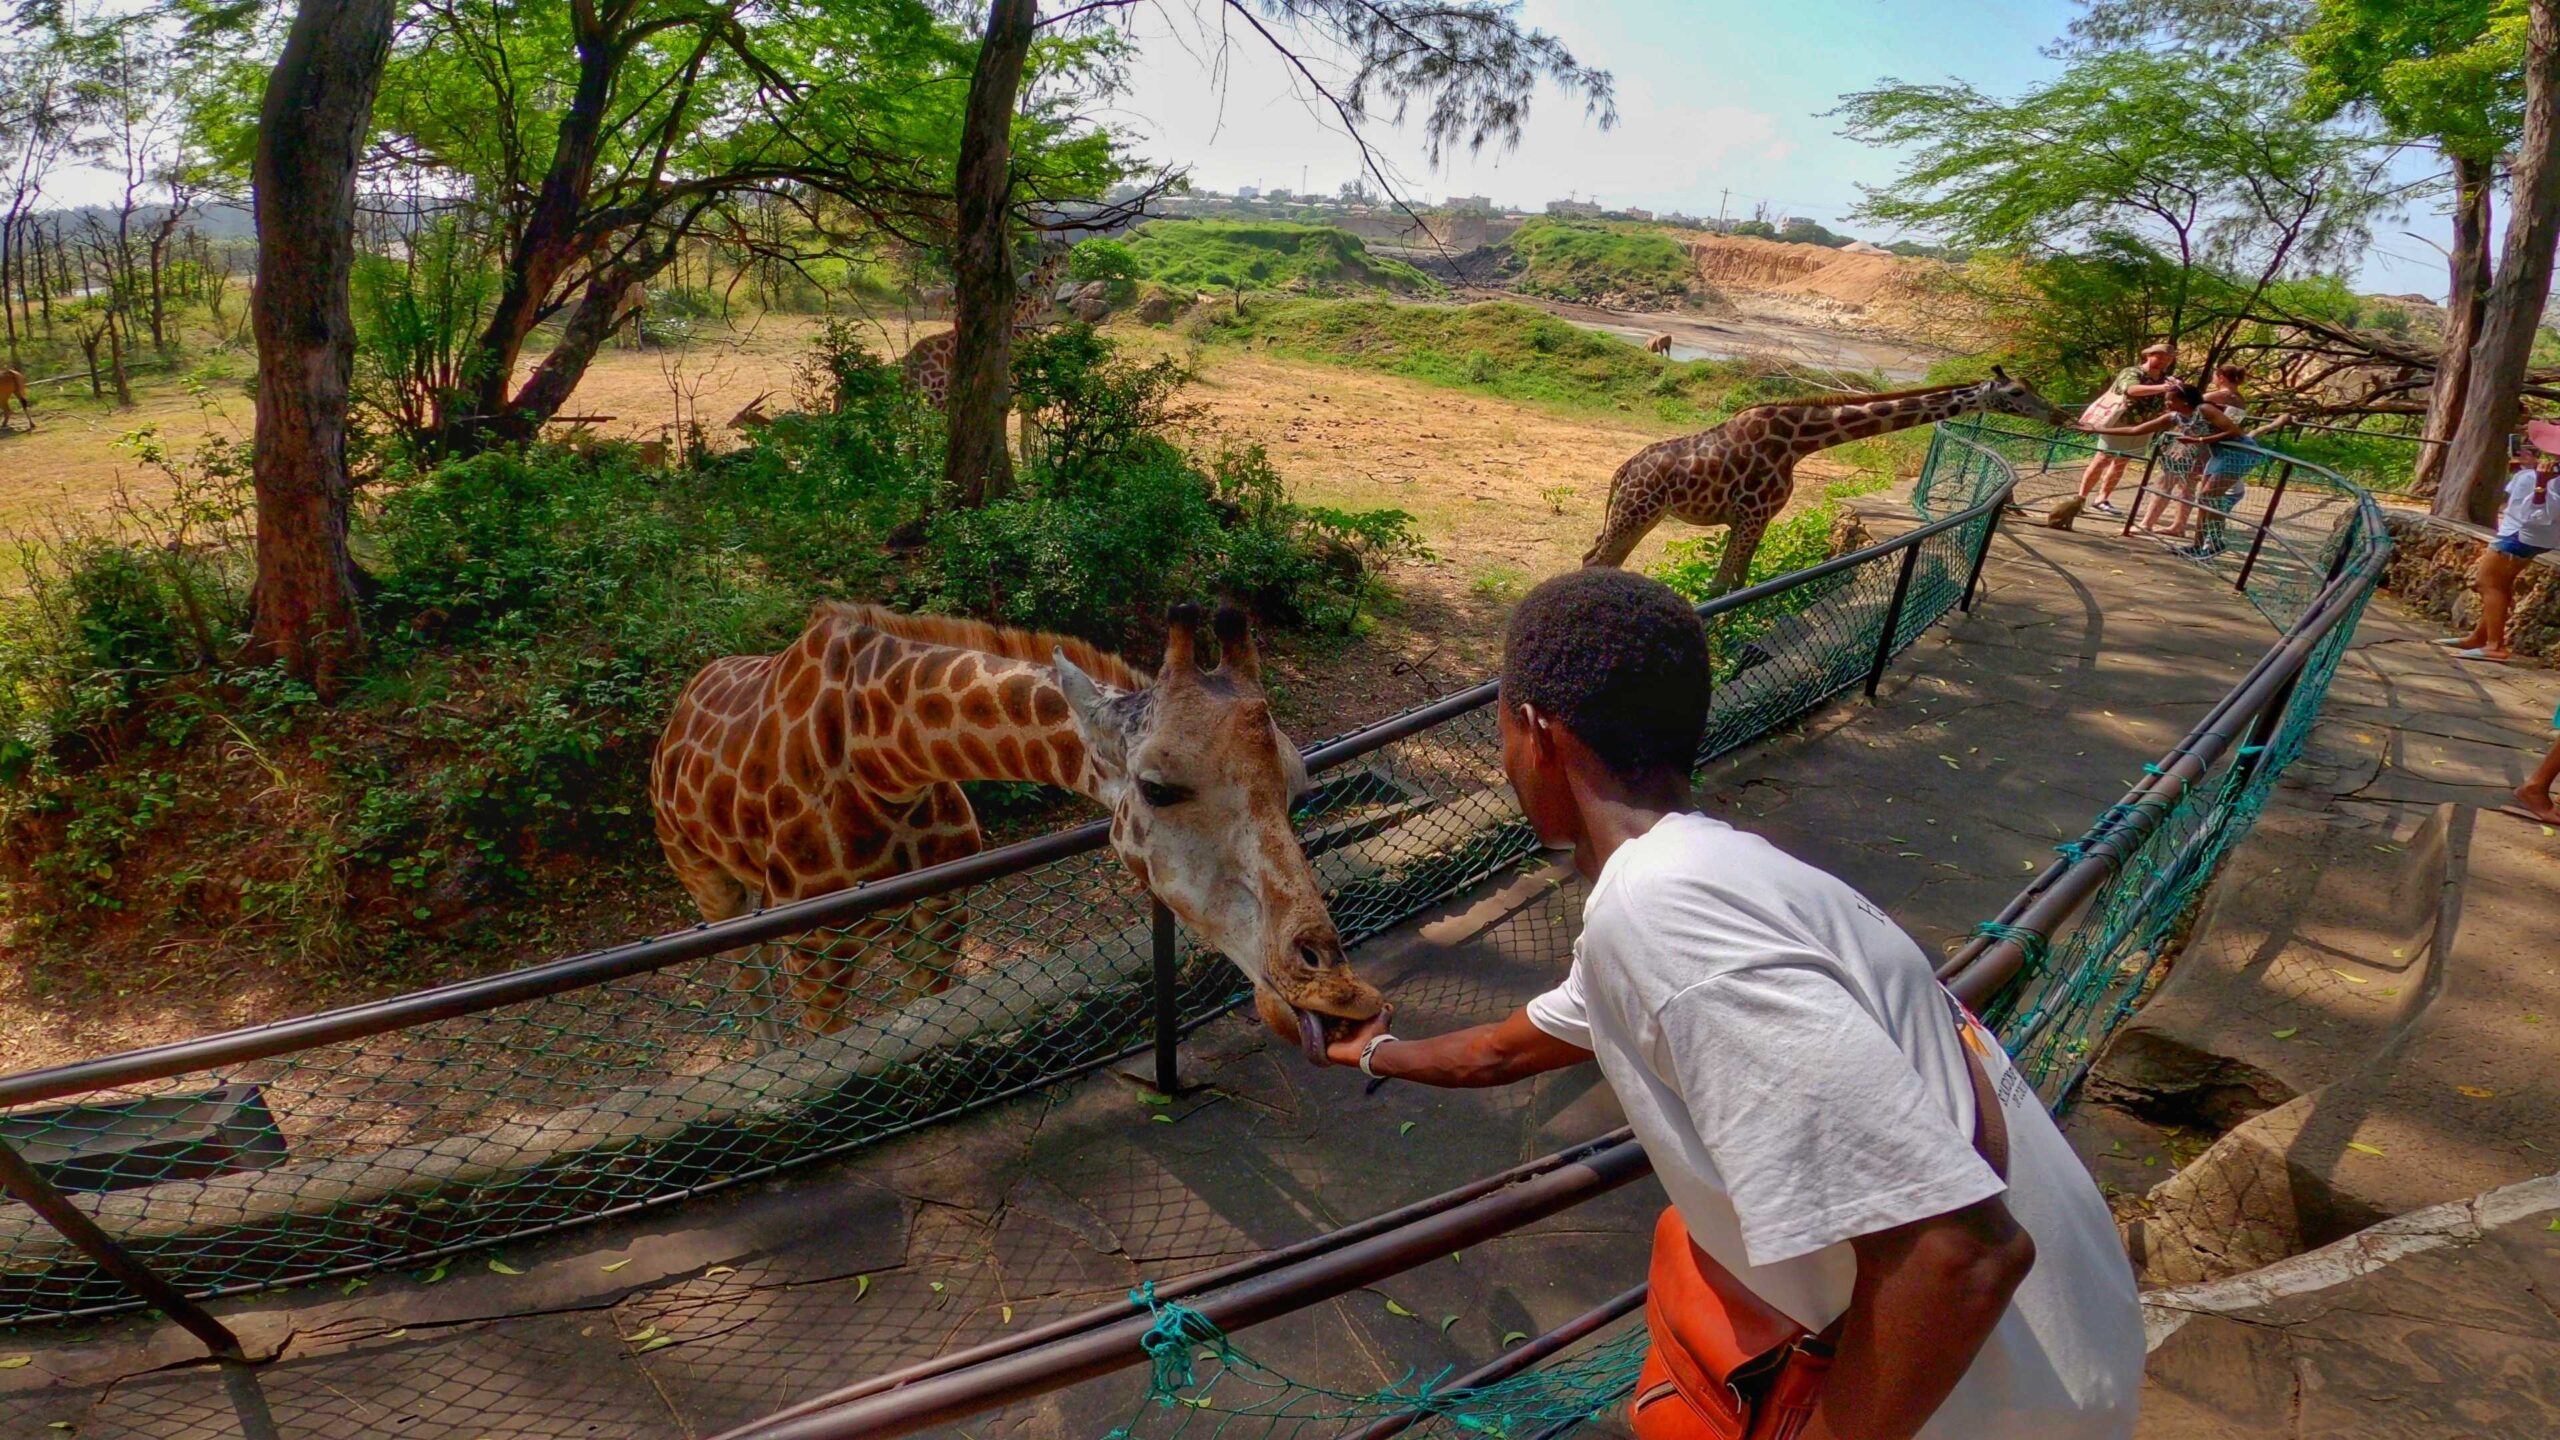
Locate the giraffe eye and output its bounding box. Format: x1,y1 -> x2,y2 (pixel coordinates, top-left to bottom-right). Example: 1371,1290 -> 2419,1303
1137,779 -> 1190,808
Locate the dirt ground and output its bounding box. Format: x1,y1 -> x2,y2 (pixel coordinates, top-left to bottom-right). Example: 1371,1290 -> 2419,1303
0,312 -> 1893,1068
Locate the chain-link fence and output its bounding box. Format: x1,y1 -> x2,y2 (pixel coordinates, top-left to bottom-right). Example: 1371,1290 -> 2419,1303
0,437 -> 2019,1329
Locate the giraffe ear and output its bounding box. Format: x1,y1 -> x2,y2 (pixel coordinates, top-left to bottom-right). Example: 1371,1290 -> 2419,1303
1990,365 -> 2011,383
1054,648 -> 1130,775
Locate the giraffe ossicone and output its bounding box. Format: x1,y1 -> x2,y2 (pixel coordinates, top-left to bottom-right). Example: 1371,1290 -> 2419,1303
651,601 -> 1381,1056
1582,368 -> 2070,590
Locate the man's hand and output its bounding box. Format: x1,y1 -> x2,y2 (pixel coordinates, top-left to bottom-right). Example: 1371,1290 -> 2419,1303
1321,1006 -> 1592,1087
1325,1006 -> 1394,1068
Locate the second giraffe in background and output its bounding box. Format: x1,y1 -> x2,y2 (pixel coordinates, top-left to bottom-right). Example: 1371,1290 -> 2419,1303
1581,371 -> 2071,592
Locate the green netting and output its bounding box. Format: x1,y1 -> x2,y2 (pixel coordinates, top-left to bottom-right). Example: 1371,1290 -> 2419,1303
0,444 -> 2012,1326
1933,418 -> 2390,1106
1105,1285 -> 1647,1440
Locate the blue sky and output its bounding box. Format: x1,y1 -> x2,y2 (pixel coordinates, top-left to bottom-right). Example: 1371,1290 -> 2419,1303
1103,0 -> 2455,298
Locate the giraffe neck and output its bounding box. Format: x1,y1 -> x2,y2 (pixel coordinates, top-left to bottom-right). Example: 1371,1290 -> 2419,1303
858,650 -> 1114,804
1781,386 -> 1976,455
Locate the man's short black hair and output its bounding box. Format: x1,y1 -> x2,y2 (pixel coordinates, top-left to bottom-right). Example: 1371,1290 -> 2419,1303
1501,568 -> 1712,780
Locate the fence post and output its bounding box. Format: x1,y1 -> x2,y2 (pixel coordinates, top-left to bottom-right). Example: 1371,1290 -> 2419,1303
1960,500 -> 2004,614
2233,461 -> 2293,595
1150,899 -> 1181,1096
2120,450 -> 2158,537
0,1137 -> 244,1359
1866,541 -> 1925,699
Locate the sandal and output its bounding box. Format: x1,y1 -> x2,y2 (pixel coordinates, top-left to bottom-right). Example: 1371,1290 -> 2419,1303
2451,647 -> 2511,663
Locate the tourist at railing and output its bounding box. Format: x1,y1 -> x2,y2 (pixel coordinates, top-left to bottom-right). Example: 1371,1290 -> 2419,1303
2437,422 -> 2560,664
2074,342 -> 2178,516
1323,568 -> 2144,1440
2087,381 -> 2237,544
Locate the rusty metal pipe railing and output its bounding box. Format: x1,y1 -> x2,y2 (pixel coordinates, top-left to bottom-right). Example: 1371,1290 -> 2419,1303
1939,536 -> 2388,1009
709,1137 -> 1657,1440
772,1128 -> 1638,1417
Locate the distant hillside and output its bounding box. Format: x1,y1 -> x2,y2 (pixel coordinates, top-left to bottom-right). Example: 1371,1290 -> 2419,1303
1120,219 -> 1444,297
1493,219 -> 1703,311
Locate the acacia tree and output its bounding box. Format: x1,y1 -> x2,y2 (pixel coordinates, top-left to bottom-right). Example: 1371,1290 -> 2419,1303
358,0 -> 1025,453
1836,49 -> 2380,367
246,0 -> 396,693
936,0 -> 1615,507
2300,0 -> 2529,506
2437,0 -> 2560,526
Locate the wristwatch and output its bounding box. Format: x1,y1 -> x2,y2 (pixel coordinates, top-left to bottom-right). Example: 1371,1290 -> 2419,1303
1358,1032 -> 1400,1079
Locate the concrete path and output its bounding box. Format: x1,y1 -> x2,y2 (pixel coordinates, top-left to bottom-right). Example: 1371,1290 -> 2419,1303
0,517 -> 2289,1439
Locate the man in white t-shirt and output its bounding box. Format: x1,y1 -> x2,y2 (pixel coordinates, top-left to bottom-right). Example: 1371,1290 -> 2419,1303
1326,569 -> 2143,1440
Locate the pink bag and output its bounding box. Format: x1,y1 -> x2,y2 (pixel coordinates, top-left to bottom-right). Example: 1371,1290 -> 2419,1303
2078,388 -> 2128,430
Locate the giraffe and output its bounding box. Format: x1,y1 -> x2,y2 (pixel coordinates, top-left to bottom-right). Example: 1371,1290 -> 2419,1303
899,243 -> 1075,410
650,601 -> 1383,1056
1580,369 -> 2069,590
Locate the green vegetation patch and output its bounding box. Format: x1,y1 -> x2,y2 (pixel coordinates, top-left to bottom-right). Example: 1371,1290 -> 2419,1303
1498,218 -> 1698,307
1188,297 -> 1855,427
1119,219 -> 1444,297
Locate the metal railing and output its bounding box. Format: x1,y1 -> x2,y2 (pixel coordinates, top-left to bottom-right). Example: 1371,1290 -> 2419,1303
702,418 -> 2394,1440
0,435 -> 2024,1339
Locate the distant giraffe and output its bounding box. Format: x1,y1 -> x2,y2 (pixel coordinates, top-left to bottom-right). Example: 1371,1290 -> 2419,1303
1582,370 -> 2069,591
900,244 -> 1074,410
1646,334 -> 1673,356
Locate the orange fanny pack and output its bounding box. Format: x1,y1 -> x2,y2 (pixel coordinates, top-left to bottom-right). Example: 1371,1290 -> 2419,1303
1629,1004 -> 2011,1440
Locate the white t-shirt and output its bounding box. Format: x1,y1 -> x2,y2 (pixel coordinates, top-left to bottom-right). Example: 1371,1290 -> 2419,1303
2499,468 -> 2560,549
1525,813 -> 2142,1440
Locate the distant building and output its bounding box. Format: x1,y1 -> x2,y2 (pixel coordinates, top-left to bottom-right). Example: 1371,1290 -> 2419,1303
1545,198 -> 1603,218
1236,185 -> 1261,200
1447,194 -> 1495,213
1777,216 -> 1811,232
1661,212 -> 1703,228
1613,207 -> 1655,221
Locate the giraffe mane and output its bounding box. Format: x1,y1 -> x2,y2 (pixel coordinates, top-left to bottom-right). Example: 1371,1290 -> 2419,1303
1748,380 -> 1977,411
823,603 -> 1144,690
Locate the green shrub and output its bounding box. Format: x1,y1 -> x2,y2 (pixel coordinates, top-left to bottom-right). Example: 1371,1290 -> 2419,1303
1499,219 -> 1696,307
1120,219 -> 1444,297
1650,502 -> 1846,604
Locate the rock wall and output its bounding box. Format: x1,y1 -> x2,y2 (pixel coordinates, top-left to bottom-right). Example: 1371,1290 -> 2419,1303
2378,508 -> 2560,660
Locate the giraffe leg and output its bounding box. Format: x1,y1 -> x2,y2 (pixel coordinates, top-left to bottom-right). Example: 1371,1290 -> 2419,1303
1582,474 -> 1667,568
1711,515 -> 1771,597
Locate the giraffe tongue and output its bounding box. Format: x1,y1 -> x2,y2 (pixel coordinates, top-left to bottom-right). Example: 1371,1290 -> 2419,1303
1294,1007 -> 1331,1066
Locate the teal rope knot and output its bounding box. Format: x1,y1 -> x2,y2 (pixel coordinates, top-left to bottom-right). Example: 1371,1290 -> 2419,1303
1128,1281 -> 1224,1403
1974,920 -> 2051,968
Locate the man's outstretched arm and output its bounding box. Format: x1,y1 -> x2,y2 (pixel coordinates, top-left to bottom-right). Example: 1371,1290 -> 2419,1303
1323,1007 -> 1593,1088
1803,1194 -> 2037,1440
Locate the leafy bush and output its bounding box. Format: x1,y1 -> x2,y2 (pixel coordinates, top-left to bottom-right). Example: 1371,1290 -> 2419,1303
1070,238 -> 1139,284
1499,219 -> 1697,307
1650,501 -> 1847,603
1120,219 -> 1443,297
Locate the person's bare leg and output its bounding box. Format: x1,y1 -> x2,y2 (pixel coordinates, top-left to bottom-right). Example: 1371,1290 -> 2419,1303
2094,455 -> 2128,503
2514,735 -> 2560,823
2078,453 -> 2116,501
2479,552 -> 2521,658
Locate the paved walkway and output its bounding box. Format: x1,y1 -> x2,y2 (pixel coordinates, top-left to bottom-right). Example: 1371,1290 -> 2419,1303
0,515 -> 2317,1439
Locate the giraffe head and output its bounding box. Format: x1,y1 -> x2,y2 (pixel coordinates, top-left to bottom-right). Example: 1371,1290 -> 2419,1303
1964,366 -> 2069,426
1015,239 -> 1074,325
1054,605 -> 1383,1063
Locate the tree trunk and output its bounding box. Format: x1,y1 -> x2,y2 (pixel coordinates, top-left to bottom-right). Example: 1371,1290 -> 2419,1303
2441,0 -> 2560,528
247,0 -> 394,696
2416,153 -> 2493,497
942,0 -> 1038,509
106,311 -> 131,405
484,251 -> 675,446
